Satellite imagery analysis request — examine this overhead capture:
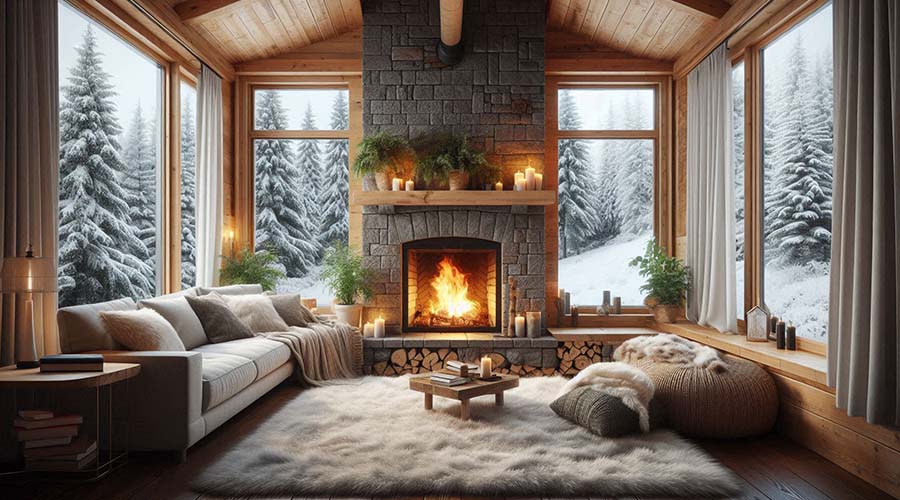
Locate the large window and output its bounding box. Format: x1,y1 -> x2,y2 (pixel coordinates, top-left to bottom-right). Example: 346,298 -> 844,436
557,87 -> 657,306
733,62 -> 745,320
761,4 -> 833,340
58,2 -> 163,307
252,88 -> 350,302
181,82 -> 197,289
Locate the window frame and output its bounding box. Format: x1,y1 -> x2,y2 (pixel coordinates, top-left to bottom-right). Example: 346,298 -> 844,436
546,75 -> 673,322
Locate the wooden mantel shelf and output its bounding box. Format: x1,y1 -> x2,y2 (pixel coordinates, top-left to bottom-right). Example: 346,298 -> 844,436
351,190 -> 557,206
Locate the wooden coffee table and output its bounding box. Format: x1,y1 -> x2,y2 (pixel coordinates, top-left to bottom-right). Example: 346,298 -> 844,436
409,373 -> 519,420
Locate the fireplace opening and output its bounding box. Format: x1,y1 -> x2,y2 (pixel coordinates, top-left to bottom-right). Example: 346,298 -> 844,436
402,237 -> 501,333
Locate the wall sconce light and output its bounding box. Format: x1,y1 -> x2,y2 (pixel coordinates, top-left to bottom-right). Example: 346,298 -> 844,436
224,228 -> 236,254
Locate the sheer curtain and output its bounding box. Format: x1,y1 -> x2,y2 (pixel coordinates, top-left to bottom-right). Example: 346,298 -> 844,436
195,64 -> 223,287
0,0 -> 60,365
828,0 -> 899,426
686,44 -> 738,334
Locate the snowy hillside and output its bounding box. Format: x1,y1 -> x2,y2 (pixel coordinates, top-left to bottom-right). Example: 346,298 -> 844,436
558,233 -> 651,306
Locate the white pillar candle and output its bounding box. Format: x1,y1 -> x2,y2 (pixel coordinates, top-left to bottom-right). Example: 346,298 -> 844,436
515,178 -> 526,191
525,167 -> 535,191
363,322 -> 374,337
480,356 -> 493,378
514,315 -> 526,337
514,171 -> 524,186
495,181 -> 503,191
405,180 -> 415,191
534,173 -> 543,190
526,311 -> 542,338
391,178 -> 402,191
374,317 -> 386,338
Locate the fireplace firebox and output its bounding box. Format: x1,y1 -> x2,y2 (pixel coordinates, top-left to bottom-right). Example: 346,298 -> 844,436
402,237 -> 501,333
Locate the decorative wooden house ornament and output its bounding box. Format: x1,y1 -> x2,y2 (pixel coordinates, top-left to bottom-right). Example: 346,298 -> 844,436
746,306 -> 769,342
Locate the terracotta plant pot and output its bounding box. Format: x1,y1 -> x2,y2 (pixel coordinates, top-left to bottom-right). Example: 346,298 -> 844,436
448,169 -> 469,190
653,304 -> 679,323
333,303 -> 363,328
374,171 -> 391,191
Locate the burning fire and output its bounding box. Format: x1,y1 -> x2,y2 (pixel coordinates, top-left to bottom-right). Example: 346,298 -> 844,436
428,256 -> 478,319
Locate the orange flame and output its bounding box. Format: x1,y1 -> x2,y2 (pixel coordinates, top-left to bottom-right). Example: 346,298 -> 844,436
429,257 -> 477,319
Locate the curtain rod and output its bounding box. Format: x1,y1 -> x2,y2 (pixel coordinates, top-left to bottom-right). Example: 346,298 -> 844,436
126,0 -> 224,80
725,0 -> 775,49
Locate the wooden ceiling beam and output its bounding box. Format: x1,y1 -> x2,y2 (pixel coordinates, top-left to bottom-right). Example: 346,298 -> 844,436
666,0 -> 731,19
673,0 -> 768,78
174,0 -> 244,22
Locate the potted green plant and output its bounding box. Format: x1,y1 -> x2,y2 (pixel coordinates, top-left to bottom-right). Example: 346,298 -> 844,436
629,239 -> 690,323
353,132 -> 413,191
413,134 -> 488,190
220,246 -> 285,292
320,242 -> 375,327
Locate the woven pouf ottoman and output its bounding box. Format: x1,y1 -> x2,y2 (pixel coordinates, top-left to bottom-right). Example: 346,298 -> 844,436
626,353 -> 778,438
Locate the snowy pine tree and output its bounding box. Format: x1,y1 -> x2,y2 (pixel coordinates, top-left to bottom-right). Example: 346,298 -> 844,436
120,102 -> 157,281
318,92 -> 350,249
181,96 -> 197,288
294,103 -> 324,255
557,90 -> 599,258
254,90 -> 320,277
733,66 -> 746,261
58,27 -> 154,306
616,96 -> 654,235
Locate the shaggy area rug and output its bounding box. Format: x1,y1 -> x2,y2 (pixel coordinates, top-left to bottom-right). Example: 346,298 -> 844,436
193,376 -> 741,498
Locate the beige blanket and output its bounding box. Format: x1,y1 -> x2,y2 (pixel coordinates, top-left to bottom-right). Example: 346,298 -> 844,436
262,317 -> 363,387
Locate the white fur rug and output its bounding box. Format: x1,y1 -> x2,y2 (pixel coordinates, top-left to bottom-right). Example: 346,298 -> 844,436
193,376 -> 740,498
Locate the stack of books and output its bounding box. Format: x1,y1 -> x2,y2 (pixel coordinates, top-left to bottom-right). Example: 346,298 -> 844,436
14,410 -> 97,472
445,360 -> 479,377
39,354 -> 103,372
430,372 -> 470,386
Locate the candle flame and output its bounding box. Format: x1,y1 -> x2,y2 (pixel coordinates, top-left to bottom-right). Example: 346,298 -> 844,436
428,256 -> 477,319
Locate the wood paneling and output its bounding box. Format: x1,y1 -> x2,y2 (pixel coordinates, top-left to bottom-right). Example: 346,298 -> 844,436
546,30 -> 674,74
236,29 -> 362,74
672,0 -> 768,77
169,0 -> 363,64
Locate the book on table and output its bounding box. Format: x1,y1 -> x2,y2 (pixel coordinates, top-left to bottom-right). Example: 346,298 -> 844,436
14,414 -> 83,430
24,436 -> 73,449
445,360 -> 478,372
17,410 -> 54,421
430,372 -> 470,386
24,436 -> 97,460
15,424 -> 79,442
25,450 -> 97,472
39,354 -> 103,372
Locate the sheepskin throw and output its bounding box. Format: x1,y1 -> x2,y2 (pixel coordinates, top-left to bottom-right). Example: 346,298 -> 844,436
615,333 -> 726,372
216,292 -> 290,333
99,309 -> 186,351
558,361 -> 655,432
193,376 -> 740,498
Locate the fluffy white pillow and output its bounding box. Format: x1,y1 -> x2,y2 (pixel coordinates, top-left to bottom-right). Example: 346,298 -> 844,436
214,292 -> 290,334
99,309 -> 186,351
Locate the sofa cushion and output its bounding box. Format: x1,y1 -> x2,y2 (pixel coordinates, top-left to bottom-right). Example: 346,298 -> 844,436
186,294 -> 254,344
57,298 -> 137,353
100,309 -> 186,352
193,337 -> 291,381
199,352 -> 257,411
217,293 -> 289,333
550,386 -> 643,437
138,296 -> 208,349
157,287 -> 199,299
198,284 -> 263,296
268,293 -> 315,327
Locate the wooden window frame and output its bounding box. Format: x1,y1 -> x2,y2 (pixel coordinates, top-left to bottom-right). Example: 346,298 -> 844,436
545,75 -> 674,322
234,75 -> 363,254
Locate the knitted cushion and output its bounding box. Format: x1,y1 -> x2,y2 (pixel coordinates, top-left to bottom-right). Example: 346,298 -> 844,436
550,386 -> 642,437
626,353 -> 778,439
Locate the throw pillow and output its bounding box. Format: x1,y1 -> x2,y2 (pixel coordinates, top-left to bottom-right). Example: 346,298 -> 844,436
138,296 -> 208,350
216,293 -> 290,333
550,386 -> 642,437
198,284 -> 263,296
185,294 -> 254,343
268,293 -> 316,327
99,309 -> 186,352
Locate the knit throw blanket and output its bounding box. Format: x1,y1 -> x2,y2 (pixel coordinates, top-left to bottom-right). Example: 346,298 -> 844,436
261,317 -> 363,387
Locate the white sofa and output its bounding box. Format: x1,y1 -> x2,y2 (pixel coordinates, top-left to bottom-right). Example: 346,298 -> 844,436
56,284 -> 294,461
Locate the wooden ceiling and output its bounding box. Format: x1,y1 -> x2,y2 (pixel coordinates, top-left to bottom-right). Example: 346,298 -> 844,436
547,0 -> 735,62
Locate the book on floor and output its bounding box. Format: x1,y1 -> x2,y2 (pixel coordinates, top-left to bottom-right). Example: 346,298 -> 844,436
17,410 -> 54,421
24,437 -> 97,460
24,436 -> 73,449
15,424 -> 79,442
14,414 -> 83,430
25,450 -> 97,472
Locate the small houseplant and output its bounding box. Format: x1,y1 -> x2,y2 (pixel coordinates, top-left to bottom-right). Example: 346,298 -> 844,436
413,134 -> 488,190
220,246 -> 285,292
629,239 -> 690,323
353,132 -> 414,191
320,242 -> 375,327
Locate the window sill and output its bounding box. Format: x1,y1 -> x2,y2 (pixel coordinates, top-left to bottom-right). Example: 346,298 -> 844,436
654,321 -> 828,386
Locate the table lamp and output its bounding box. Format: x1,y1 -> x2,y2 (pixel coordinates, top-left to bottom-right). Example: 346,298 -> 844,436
1,244 -> 56,369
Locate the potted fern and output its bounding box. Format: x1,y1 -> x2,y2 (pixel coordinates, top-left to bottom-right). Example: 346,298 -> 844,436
320,242 -> 375,327
220,247 -> 285,292
353,132 -> 413,191
629,239 -> 690,323
413,134 -> 488,190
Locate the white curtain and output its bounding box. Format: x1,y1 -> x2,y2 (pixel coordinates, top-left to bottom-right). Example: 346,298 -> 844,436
195,64 -> 223,287
686,44 -> 737,333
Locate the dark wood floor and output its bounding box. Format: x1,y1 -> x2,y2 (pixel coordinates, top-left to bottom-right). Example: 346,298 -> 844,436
1,383 -> 893,500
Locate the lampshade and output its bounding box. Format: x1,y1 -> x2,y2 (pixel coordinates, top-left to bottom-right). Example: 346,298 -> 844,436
1,256 -> 56,293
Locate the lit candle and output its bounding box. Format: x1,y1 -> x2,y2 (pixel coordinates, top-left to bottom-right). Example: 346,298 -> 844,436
526,312 -> 541,338
480,356 -> 492,378
514,315 -> 526,337
514,172 -> 524,186
495,181 -> 503,191
363,322 -> 374,337
515,178 -> 526,191
391,178 -> 402,191
405,180 -> 415,191
525,167 -> 535,191
534,173 -> 543,190
374,317 -> 386,338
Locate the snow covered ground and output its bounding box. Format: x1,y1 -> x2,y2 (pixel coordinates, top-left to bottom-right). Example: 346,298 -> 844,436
765,261 -> 829,341
558,233 -> 651,306
275,265 -> 331,306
